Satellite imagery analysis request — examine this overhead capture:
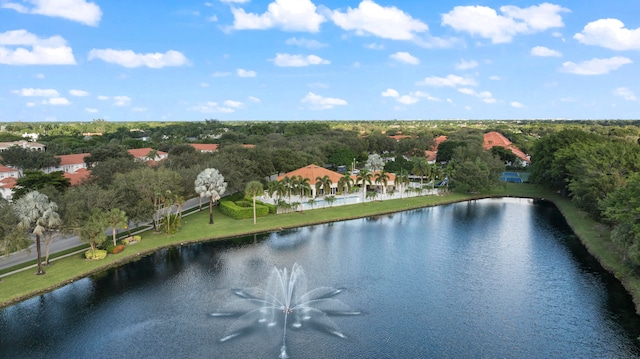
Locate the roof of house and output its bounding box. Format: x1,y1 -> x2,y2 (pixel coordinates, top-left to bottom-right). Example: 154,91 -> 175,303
424,150 -> 437,162
432,135 -> 448,150
241,144 -> 256,149
57,153 -> 90,166
190,143 -> 219,152
0,177 -> 17,189
127,148 -> 168,159
483,131 -> 530,163
63,167 -> 90,186
0,164 -> 17,173
277,164 -> 347,184
388,135 -> 413,141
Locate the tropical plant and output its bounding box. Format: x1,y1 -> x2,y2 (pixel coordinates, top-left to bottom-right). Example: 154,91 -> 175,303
412,157 -> 430,186
325,195 -> 336,207
296,176 -> 311,199
396,170 -> 410,199
14,191 -> 61,274
355,169 -> 373,203
103,208 -> 128,246
315,175 -> 332,198
374,171 -> 390,196
195,168 -> 228,224
245,180 -> 264,224
307,198 -> 316,209
337,173 -> 354,195
79,209 -> 107,257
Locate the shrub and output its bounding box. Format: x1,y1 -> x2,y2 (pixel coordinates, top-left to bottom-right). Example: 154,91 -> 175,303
85,249 -> 108,260
110,245 -> 125,254
220,200 -> 269,220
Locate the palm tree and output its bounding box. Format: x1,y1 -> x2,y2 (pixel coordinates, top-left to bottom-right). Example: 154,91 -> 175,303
281,176 -> 293,204
195,168 -> 228,224
396,170 -> 410,199
429,163 -> 441,191
356,169 -> 373,203
337,173 -> 354,195
104,208 -> 128,247
412,158 -> 430,187
325,195 -> 336,208
14,191 -> 61,275
315,175 -> 332,198
374,171 -> 390,196
245,180 -> 264,225
296,176 -> 311,200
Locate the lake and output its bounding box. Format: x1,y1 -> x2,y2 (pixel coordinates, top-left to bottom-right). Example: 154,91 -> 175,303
2,198 -> 639,358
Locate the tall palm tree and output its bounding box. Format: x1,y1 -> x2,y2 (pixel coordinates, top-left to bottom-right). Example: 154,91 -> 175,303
374,171 -> 390,196
104,208 -> 128,247
280,176 -> 293,204
14,191 -> 61,275
338,173 -> 354,195
195,168 -> 228,224
412,157 -> 430,187
296,176 -> 311,200
245,180 -> 264,225
356,169 -> 373,203
315,175 -> 332,198
429,163 -> 441,190
396,170 -> 411,199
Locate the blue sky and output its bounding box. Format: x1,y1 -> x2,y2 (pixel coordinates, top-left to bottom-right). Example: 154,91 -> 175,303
1,0 -> 639,122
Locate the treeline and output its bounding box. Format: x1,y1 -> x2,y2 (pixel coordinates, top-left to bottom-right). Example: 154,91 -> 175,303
530,128 -> 640,266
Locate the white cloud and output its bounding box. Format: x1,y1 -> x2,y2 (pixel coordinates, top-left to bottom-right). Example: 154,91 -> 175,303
132,107 -> 148,112
69,89 -> 89,96
301,92 -> 347,110
224,100 -> 244,108
248,96 -> 261,103
285,37 -> 327,49
390,51 -> 419,65
85,108 -> 98,113
413,91 -> 441,102
511,101 -> 524,108
364,43 -> 384,50
208,15 -> 218,22
188,101 -> 235,113
397,95 -> 418,105
88,49 -> 189,68
458,88 -> 496,103
273,53 -> 330,67
613,87 -> 637,101
531,46 -> 562,57
308,82 -> 329,89
26,102 -> 36,107
417,74 -> 477,87
574,18 -> 640,51
34,73 -> 45,79
381,88 -> 399,98
43,97 -> 70,105
455,59 -> 478,70
442,3 -> 569,43
489,75 -> 501,81
0,29 -> 76,65
561,56 -> 632,75
12,88 -> 59,97
113,96 -> 131,106
97,95 -> 109,100
330,0 -> 428,40
200,82 -> 210,88
230,0 -> 325,32
237,68 -> 256,77
212,71 -> 232,77
2,0 -> 102,26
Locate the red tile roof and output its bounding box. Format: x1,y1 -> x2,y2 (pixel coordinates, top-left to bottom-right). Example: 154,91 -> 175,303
0,177 -> 17,189
190,143 -> 219,152
432,135 -> 448,150
388,135 -> 413,141
277,164 -> 347,184
0,164 -> 17,173
127,148 -> 167,159
483,131 -> 530,163
63,168 -> 90,186
57,153 -> 89,166
424,150 -> 437,162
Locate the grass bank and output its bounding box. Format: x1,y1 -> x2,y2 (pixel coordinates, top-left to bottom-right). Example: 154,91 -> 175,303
2,184 -> 639,314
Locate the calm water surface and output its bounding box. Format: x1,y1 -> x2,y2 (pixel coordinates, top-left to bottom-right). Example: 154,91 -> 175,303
2,198 -> 640,358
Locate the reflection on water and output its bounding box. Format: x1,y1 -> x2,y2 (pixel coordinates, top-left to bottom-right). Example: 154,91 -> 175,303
1,198 -> 640,358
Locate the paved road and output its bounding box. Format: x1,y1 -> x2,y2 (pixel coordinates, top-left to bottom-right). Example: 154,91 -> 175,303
0,196 -> 205,275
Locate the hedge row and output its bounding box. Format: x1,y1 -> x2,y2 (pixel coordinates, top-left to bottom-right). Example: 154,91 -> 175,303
220,198 -> 269,220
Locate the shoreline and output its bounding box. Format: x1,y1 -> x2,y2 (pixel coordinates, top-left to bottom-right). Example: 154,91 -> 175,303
2,184 -> 639,315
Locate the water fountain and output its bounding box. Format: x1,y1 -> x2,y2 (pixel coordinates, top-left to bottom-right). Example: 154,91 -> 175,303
210,263 -> 361,358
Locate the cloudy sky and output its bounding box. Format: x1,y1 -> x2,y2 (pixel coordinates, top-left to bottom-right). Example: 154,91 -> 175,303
1,0 -> 639,122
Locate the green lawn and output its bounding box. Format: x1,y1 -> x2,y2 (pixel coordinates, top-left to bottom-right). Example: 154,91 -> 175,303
2,184 -> 639,313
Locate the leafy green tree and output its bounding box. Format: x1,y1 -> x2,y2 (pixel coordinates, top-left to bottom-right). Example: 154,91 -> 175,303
14,191 -> 61,274
84,144 -> 134,169
600,173 -> 640,265
0,146 -> 60,171
195,168 -> 228,224
80,209 -> 107,256
103,208 -> 128,246
411,157 -> 430,186
245,180 -> 264,225
12,170 -> 71,200
0,198 -> 30,256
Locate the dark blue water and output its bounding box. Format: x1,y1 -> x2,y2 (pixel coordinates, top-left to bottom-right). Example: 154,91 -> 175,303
2,198 -> 640,358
